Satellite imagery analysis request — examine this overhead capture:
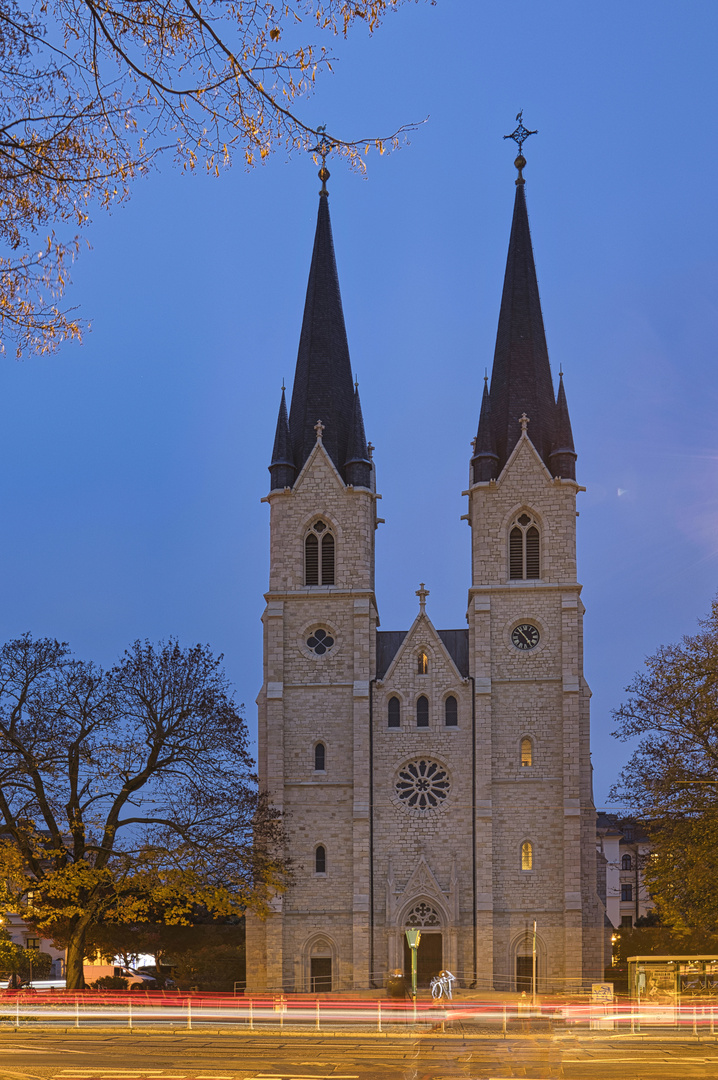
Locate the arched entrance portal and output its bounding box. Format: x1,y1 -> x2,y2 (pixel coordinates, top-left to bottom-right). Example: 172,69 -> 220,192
402,902 -> 443,987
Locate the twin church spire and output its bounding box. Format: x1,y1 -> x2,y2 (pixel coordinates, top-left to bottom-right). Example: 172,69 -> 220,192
472,150 -> 576,482
269,183 -> 371,490
270,130 -> 575,490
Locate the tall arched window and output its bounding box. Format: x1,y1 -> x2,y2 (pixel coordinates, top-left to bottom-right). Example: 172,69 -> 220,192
509,513 -> 540,580
314,742 -> 325,771
315,845 -> 326,874
305,521 -> 335,585
417,650 -> 429,675
445,695 -> 458,727
622,853 -> 632,870
520,737 -> 533,767
416,695 -> 429,727
388,696 -> 401,728
521,841 -> 533,871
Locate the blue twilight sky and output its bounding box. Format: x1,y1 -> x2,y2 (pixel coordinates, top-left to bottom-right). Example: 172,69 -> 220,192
0,0 -> 716,807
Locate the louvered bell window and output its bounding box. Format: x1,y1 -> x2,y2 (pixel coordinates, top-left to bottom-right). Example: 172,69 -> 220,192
509,513 -> 540,580
305,521 -> 335,585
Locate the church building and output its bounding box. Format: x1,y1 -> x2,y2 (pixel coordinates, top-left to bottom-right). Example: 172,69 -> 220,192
246,136 -> 605,993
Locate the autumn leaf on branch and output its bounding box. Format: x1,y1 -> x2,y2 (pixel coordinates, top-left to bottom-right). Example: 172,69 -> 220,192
0,0 -> 425,356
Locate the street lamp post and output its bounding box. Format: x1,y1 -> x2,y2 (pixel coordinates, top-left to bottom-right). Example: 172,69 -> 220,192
405,927 -> 421,1017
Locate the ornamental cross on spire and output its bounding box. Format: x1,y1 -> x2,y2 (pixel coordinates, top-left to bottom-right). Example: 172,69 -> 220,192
309,124 -> 332,195
416,582 -> 430,613
503,110 -> 538,154
314,418 -> 325,441
519,413 -> 530,432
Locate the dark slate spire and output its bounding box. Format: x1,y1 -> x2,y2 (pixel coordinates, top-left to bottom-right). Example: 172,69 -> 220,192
287,188 -> 355,481
471,374 -> 499,483
549,371 -> 577,480
344,384 -> 372,488
488,172 -> 557,472
269,387 -> 295,489
472,146 -> 577,481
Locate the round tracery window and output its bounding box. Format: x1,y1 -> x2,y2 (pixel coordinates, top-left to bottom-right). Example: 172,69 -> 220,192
395,759 -> 450,810
406,902 -> 441,927
306,628 -> 334,656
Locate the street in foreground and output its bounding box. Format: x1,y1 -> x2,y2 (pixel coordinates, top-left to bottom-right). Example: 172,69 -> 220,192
1,1031 -> 718,1079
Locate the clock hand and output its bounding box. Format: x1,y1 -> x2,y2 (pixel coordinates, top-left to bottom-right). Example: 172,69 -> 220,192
519,628 -> 532,645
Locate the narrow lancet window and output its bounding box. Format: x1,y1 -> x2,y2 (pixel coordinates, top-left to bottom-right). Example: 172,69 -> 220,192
521,841 -> 533,871
416,695 -> 429,727
418,651 -> 429,675
305,533 -> 319,585
315,845 -> 326,874
305,521 -> 335,585
314,743 -> 325,771
521,737 -> 533,767
445,695 -> 458,727
388,696 -> 400,728
321,533 -> 335,585
509,513 -> 540,580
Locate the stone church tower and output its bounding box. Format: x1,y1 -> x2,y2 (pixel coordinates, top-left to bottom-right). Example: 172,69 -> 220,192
245,147 -> 604,993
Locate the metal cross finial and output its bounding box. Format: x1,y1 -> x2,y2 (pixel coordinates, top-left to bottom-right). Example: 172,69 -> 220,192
416,582 -> 430,613
503,110 -> 538,154
314,418 -> 325,441
504,111 -> 537,184
519,413 -> 530,432
309,124 -> 333,195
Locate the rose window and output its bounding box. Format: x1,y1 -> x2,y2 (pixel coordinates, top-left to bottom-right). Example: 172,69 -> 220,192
395,759 -> 450,810
406,902 -> 441,927
306,628 -> 334,656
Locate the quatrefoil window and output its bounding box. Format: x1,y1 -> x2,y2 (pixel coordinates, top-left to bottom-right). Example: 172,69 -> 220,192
306,628 -> 335,656
395,759 -> 450,810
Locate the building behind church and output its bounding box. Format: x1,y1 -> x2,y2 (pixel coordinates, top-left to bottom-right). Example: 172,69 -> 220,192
246,145 -> 606,993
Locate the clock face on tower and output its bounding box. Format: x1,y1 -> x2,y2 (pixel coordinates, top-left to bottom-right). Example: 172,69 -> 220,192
511,623 -> 540,651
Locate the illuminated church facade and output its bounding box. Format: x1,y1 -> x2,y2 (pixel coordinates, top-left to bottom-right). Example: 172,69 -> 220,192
246,139 -> 605,993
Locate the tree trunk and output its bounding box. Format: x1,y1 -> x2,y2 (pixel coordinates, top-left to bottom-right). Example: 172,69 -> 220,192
65,915 -> 91,989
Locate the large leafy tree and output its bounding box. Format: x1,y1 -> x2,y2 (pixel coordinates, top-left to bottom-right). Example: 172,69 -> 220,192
611,594 -> 718,933
0,0 -> 417,356
0,634 -> 285,988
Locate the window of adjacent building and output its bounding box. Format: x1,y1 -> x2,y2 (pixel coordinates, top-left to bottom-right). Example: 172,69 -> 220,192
621,884 -> 633,902
416,695 -> 429,727
521,737 -> 533,767
417,650 -> 429,675
622,853 -> 632,870
445,695 -> 458,727
623,826 -> 634,841
314,743 -> 325,771
388,696 -> 401,728
521,841 -> 533,871
621,915 -> 633,929
315,845 -> 326,874
305,521 -> 335,585
25,937 -> 40,950
509,513 -> 540,580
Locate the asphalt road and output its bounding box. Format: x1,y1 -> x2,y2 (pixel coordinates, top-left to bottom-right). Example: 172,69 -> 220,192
0,1031 -> 717,1079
